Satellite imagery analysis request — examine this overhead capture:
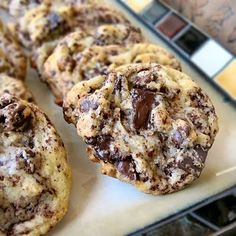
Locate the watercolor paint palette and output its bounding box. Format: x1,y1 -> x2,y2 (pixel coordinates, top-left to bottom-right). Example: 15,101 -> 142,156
120,0 -> 236,105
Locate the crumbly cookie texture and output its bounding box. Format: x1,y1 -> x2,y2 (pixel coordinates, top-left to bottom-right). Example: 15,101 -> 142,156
13,4 -> 74,48
34,17 -> 143,73
0,20 -> 27,80
0,95 -> 72,235
30,5 -> 143,78
0,74 -> 34,102
13,3 -> 143,49
0,0 -> 97,16
64,63 -> 218,195
44,34 -> 179,104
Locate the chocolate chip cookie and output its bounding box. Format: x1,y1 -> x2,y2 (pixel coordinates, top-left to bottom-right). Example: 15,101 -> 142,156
0,19 -> 27,80
30,5 -> 143,78
13,3 -> 143,49
12,4 -> 73,49
0,94 -> 72,235
0,0 -> 97,17
0,74 -> 34,102
44,38 -> 180,104
63,63 -> 218,195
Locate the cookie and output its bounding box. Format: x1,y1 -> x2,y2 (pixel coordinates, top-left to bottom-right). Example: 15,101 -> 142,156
0,20 -> 27,80
32,17 -> 143,74
44,38 -> 180,104
0,0 -> 97,16
14,4 -> 143,49
12,4 -> 73,49
43,32 -> 121,104
63,63 -> 218,195
0,74 -> 34,102
0,94 -> 72,235
29,3 -> 143,76
31,30 -> 91,78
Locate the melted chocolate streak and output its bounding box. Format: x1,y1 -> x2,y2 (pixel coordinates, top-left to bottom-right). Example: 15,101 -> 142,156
131,88 -> 157,130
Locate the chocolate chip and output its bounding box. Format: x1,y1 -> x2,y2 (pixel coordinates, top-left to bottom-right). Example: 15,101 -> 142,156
80,99 -> 98,112
158,133 -> 168,143
178,156 -> 197,173
195,145 -> 208,162
171,124 -> 191,147
85,135 -> 113,162
22,31 -> 30,41
0,102 -> 33,132
11,105 -> 32,131
178,146 -> 207,174
116,158 -> 138,181
131,88 -> 156,130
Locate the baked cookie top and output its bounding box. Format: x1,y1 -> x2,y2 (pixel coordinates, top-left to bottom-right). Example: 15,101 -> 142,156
13,4 -> 73,48
44,34 -> 180,104
0,74 -> 34,102
32,18 -> 143,75
14,3 -> 143,49
0,20 -> 27,80
0,95 -> 72,235
0,0 -> 97,16
64,63 -> 218,195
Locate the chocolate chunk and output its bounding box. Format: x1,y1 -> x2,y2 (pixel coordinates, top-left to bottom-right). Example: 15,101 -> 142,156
171,124 -> 191,147
132,88 -> 156,130
116,158 -> 137,181
178,156 -> 201,175
0,102 -> 33,132
80,99 -> 98,112
11,105 -> 32,130
195,145 -> 208,162
86,135 -> 113,161
178,146 -> 207,174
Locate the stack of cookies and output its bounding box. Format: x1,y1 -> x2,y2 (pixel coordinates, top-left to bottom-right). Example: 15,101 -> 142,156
4,1 -> 218,194
0,0 -> 219,234
0,16 -> 71,236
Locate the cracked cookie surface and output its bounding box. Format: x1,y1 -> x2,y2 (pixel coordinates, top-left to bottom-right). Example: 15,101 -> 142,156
0,95 -> 71,235
44,36 -> 179,104
31,7 -> 143,79
64,63 -> 218,195
13,3 -> 143,50
0,0 -> 97,16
